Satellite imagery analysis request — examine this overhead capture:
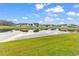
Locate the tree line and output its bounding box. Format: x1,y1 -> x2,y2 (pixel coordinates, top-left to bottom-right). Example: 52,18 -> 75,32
0,20 -> 15,26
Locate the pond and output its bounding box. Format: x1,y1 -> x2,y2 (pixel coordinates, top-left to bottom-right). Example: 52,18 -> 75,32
0,29 -> 69,42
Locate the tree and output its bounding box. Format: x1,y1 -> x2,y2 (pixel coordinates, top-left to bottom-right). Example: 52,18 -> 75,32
0,20 -> 15,26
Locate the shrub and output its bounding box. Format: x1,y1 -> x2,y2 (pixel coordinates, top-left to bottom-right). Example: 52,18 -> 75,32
0,29 -> 13,32
20,29 -> 28,32
67,29 -> 75,32
51,28 -> 56,30
58,29 -> 67,32
44,28 -> 48,30
76,30 -> 79,32
33,29 -> 39,32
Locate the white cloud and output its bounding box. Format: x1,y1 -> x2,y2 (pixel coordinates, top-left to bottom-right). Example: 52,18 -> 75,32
44,17 -> 65,21
55,18 -> 65,21
34,14 -> 40,17
61,19 -> 65,21
44,16 -> 54,22
77,13 -> 79,16
60,22 -> 65,24
67,11 -> 79,16
47,13 -> 58,17
35,3 -> 45,10
13,19 -> 18,22
55,18 -> 61,20
46,6 -> 64,12
35,3 -> 51,10
67,17 -> 73,20
66,11 -> 76,16
22,17 -> 28,19
53,14 -> 58,17
73,4 -> 79,8
39,20 -> 43,24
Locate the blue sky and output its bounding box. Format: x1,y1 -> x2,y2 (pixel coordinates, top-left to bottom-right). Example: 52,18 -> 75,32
0,3 -> 79,24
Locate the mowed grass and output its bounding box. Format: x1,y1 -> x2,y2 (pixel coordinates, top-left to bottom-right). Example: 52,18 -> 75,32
0,33 -> 79,56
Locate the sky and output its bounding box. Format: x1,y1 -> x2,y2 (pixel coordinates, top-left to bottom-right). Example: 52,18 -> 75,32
0,3 -> 79,25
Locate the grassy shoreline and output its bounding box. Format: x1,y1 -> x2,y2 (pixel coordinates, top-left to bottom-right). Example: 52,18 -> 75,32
0,33 -> 79,56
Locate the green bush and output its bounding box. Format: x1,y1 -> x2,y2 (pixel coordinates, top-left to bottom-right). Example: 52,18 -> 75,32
20,29 -> 28,32
67,29 -> 75,32
59,29 -> 67,32
33,29 -> 39,32
44,28 -> 48,30
0,29 -> 13,32
51,28 -> 56,30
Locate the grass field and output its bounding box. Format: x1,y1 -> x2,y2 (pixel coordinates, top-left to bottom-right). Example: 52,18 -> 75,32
0,33 -> 79,56
0,25 -> 79,31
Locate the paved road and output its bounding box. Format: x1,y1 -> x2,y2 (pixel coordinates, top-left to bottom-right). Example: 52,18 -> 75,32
0,30 -> 69,42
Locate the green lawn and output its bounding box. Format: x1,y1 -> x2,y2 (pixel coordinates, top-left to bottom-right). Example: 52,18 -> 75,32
0,25 -> 79,31
0,33 -> 79,56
